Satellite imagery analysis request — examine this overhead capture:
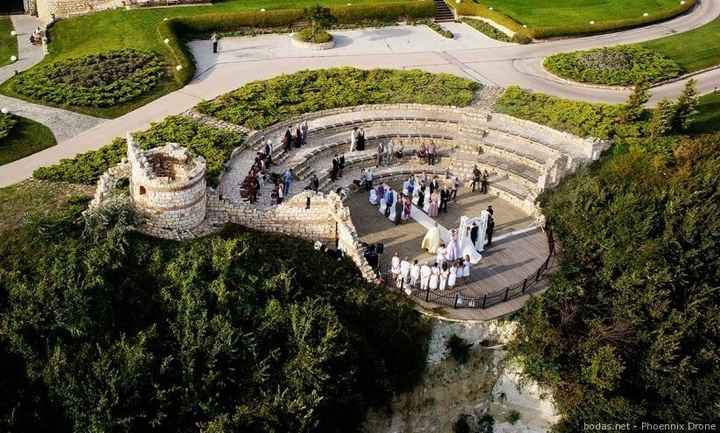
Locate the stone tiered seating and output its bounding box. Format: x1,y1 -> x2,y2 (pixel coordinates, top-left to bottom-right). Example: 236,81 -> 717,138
220,103 -> 606,213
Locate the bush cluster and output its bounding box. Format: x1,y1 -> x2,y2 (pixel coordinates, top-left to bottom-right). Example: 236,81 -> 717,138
33,115 -> 244,186
461,18 -> 511,42
295,27 -> 333,43
198,67 -> 479,129
0,112 -> 17,140
0,203 -> 431,432
13,49 -> 166,108
495,86 -> 645,139
545,46 -> 683,86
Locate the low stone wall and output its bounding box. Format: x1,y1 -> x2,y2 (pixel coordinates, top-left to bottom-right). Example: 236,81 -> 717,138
89,162 -> 131,209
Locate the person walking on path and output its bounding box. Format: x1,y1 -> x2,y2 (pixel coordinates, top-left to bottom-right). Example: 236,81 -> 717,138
211,33 -> 220,53
472,165 -> 481,192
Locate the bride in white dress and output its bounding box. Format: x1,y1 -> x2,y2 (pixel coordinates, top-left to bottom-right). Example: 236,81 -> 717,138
458,212 -> 489,264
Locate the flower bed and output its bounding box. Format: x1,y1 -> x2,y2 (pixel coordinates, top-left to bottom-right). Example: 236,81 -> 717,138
461,18 -> 510,42
294,27 -> 333,43
197,67 -> 479,129
0,113 -> 18,140
12,49 -> 167,108
544,46 -> 683,86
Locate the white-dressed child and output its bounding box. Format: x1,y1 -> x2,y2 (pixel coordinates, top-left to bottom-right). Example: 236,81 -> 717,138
429,263 -> 440,290
455,259 -> 464,286
448,262 -> 457,289
409,260 -> 420,288
463,255 -> 471,283
439,263 -> 449,290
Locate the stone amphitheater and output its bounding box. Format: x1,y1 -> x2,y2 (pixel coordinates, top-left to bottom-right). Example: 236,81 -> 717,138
90,99 -> 608,318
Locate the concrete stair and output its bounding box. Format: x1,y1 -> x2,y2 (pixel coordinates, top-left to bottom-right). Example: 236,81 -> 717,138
434,0 -> 455,22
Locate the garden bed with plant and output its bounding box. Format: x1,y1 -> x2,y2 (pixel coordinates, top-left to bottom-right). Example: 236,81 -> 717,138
294,27 -> 333,43
197,67 -> 479,129
33,115 -> 243,186
0,114 -> 56,166
461,17 -> 510,42
6,49 -> 167,117
424,21 -> 454,39
544,46 -> 683,86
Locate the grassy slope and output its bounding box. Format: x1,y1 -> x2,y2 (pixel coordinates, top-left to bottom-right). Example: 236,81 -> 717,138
690,92 -> 720,134
641,18 -> 720,72
0,0 -> 410,118
0,116 -> 57,166
471,0 -> 682,29
0,17 -> 18,68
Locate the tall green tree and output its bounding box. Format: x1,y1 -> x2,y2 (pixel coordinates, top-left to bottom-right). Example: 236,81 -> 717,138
649,98 -> 676,137
622,83 -> 650,123
673,78 -> 699,132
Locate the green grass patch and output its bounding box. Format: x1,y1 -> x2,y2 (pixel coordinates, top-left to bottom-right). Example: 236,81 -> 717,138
453,0 -> 695,38
544,46 -> 683,86
689,92 -> 720,134
461,18 -> 511,42
198,67 -> 479,129
0,115 -> 56,166
0,0 -> 432,118
33,115 -> 244,186
641,17 -> 720,73
0,17 -> 17,68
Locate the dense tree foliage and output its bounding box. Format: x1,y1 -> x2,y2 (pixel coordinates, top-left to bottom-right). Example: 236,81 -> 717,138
0,199 -> 429,433
197,68 -> 479,129
33,115 -> 244,186
510,133 -> 720,430
0,112 -> 17,140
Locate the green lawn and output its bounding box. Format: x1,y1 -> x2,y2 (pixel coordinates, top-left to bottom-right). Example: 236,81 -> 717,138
0,116 -> 57,165
689,92 -> 720,134
641,18 -> 720,72
0,17 -> 18,68
471,0 -> 686,29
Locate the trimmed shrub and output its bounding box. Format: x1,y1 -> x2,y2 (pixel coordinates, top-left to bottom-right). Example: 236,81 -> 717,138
426,21 -> 454,38
33,116 -> 244,186
197,67 -> 479,129
545,46 -> 683,86
0,113 -> 18,140
295,27 -> 333,43
495,86 -> 645,139
13,49 -> 166,108
462,18 -> 511,42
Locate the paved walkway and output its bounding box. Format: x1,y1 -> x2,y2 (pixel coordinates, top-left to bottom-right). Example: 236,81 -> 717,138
0,0 -> 718,187
0,15 -> 104,143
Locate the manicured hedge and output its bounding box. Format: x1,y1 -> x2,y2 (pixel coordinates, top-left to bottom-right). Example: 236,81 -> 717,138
33,116 -> 245,186
197,67 -> 479,129
495,86 -> 645,139
160,1 -> 435,86
461,18 -> 511,42
451,1 -> 532,42
0,112 -> 18,140
544,46 -> 683,86
426,21 -> 454,38
13,49 -> 166,108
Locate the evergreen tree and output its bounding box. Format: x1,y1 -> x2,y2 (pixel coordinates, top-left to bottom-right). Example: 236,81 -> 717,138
673,79 -> 699,131
649,98 -> 676,137
622,83 -> 650,123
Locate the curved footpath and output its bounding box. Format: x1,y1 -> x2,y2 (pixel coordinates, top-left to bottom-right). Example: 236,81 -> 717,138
0,0 -> 718,187
0,15 -> 104,142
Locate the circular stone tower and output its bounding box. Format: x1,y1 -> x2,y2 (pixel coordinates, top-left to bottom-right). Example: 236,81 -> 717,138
127,134 -> 207,234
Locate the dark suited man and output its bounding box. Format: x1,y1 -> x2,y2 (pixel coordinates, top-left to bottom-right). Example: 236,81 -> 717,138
429,176 -> 440,194
486,214 -> 495,246
440,188 -> 450,213
470,222 -> 479,246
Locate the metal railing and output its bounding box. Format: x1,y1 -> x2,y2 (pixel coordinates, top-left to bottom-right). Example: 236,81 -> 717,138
378,228 -> 556,309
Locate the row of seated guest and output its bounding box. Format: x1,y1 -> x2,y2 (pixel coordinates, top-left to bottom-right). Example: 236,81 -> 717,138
416,140 -> 439,165
282,120 -> 309,153
374,138 -> 405,167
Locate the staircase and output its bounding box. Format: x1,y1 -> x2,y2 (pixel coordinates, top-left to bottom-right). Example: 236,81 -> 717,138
434,0 -> 455,22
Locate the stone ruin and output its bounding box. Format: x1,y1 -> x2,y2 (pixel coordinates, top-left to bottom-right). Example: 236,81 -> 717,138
126,134 -> 208,234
